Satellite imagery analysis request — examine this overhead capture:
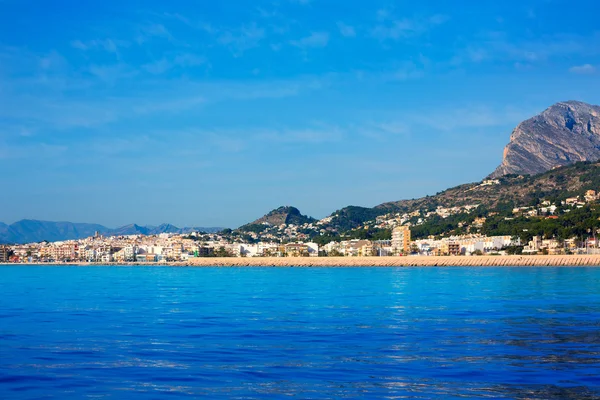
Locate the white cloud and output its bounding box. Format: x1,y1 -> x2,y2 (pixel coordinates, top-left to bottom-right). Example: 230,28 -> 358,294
372,19 -> 414,40
337,22 -> 356,38
454,32 -> 600,66
70,39 -> 124,54
429,14 -> 450,25
143,53 -> 206,75
0,71 -> 328,133
357,121 -> 411,141
39,51 -> 67,71
207,134 -> 246,153
569,64 -> 596,74
216,23 -> 265,56
411,105 -> 532,131
372,14 -> 448,41
132,96 -> 206,114
143,59 -> 171,75
88,63 -> 137,83
0,142 -> 68,160
255,127 -> 343,144
376,8 -> 391,21
290,32 -> 329,48
135,23 -> 173,44
388,67 -> 424,81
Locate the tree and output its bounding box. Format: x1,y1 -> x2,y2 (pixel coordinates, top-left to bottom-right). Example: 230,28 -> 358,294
214,246 -> 234,257
328,249 -> 343,257
410,244 -> 419,254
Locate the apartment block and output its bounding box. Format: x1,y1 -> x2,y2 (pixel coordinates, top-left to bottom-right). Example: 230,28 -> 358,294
391,226 -> 411,254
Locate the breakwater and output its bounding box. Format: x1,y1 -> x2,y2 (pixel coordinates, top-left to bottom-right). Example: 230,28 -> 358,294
3,255 -> 600,267
186,255 -> 600,267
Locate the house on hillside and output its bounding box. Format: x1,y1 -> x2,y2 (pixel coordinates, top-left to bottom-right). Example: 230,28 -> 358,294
585,190 -> 598,202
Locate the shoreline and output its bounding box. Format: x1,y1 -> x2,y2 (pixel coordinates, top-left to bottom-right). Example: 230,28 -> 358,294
2,255 -> 600,267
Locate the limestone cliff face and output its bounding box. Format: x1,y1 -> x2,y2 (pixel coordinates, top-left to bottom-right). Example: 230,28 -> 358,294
490,101 -> 600,178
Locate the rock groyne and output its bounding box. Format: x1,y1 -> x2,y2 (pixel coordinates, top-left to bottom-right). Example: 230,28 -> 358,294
186,255 -> 600,267
3,255 -> 599,267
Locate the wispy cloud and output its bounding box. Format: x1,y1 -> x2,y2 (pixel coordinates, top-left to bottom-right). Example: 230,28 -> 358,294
135,23 -> 173,44
290,32 -> 329,49
38,50 -> 68,71
88,63 -> 137,83
454,32 -> 600,66
131,96 -> 206,114
70,38 -> 127,54
385,62 -> 425,81
215,23 -> 265,56
0,141 -> 68,160
207,134 -> 247,153
569,64 -> 596,74
255,126 -> 343,144
161,12 -> 191,26
0,67 -> 328,132
372,13 -> 449,41
210,76 -> 327,100
412,105 -> 533,131
356,121 -> 411,141
255,6 -> 282,19
142,53 -> 206,75
153,124 -> 344,155
337,22 -> 356,38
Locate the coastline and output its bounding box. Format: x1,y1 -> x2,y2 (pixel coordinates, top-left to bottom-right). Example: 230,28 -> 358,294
2,255 -> 600,267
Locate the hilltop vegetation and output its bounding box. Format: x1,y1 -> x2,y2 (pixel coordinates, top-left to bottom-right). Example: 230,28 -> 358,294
482,205 -> 600,242
381,162 -> 600,213
235,162 -> 600,244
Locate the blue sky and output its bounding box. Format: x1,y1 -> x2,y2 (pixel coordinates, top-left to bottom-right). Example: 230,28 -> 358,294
1,0 -> 600,228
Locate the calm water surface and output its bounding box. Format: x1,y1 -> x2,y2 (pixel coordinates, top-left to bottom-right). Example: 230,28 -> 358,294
1,266 -> 600,399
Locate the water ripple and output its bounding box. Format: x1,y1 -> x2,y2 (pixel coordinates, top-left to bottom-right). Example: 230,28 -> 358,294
1,266 -> 599,398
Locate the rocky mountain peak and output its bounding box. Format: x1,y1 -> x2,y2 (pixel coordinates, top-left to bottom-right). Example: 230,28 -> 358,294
490,100 -> 600,178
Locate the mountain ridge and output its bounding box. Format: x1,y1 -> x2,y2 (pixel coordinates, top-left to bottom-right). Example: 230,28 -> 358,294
0,220 -> 224,244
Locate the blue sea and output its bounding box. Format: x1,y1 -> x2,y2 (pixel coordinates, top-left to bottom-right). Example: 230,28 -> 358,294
1,266 -> 599,399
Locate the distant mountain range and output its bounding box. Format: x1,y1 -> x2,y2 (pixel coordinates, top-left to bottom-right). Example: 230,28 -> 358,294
0,220 -> 224,244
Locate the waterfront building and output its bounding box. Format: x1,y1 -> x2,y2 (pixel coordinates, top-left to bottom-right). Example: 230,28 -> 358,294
448,242 -> 461,256
524,236 -> 543,254
0,246 -> 9,262
285,243 -> 309,257
392,226 -> 411,255
196,246 -> 214,257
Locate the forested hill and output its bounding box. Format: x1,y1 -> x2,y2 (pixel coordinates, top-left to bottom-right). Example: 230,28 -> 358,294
383,162 -> 600,212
